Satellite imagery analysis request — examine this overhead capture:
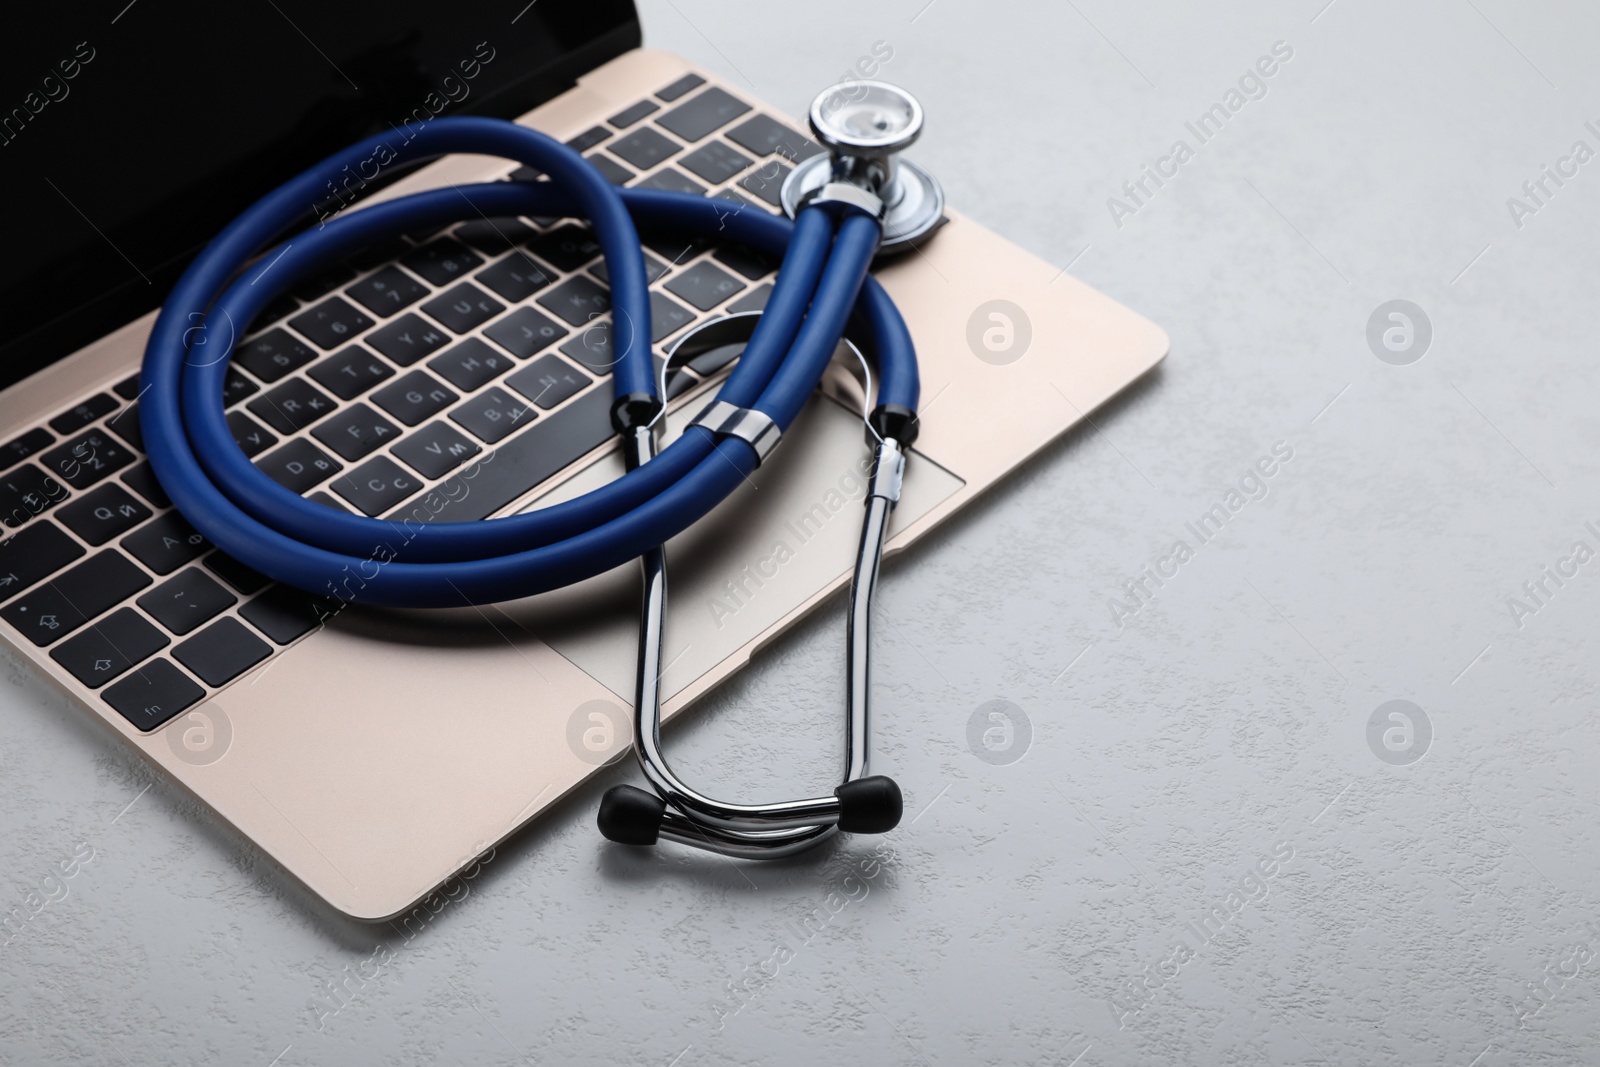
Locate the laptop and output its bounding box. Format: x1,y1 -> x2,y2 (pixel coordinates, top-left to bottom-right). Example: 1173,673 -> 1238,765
0,2 -> 1166,919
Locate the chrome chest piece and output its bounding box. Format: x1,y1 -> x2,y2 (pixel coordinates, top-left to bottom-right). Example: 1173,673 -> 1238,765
780,80 -> 946,253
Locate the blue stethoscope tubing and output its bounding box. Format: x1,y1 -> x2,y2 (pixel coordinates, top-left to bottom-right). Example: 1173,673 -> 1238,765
139,116 -> 919,608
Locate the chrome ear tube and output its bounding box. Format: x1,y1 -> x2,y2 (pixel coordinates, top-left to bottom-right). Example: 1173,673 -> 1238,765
596,314 -> 906,857
596,81 -> 940,859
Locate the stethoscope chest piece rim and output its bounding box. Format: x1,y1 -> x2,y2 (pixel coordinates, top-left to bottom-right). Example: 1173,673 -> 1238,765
781,153 -> 945,253
781,79 -> 944,254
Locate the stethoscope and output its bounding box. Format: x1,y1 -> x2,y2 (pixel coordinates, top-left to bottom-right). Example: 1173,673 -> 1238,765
139,81 -> 943,860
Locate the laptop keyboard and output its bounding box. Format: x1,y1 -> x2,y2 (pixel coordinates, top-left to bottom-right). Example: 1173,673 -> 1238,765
0,72 -> 824,735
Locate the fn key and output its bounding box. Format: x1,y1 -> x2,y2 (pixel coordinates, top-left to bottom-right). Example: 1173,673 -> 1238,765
102,659 -> 204,732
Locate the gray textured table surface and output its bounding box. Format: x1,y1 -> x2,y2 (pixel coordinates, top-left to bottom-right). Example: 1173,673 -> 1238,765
6,1 -> 1600,1064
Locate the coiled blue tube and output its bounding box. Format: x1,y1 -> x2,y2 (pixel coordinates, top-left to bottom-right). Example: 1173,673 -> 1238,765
139,117 -> 919,608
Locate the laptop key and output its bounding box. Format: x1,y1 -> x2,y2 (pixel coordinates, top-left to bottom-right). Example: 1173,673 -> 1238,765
289,297 -> 374,350
173,617 -> 271,687
664,368 -> 699,400
474,252 -> 554,303
537,277 -> 610,327
290,263 -> 357,303
566,125 -> 611,152
714,244 -> 779,281
346,238 -> 411,272
680,141 -> 753,185
712,187 -> 761,213
409,224 -> 452,245
406,385 -> 616,524
401,239 -> 484,287
505,356 -> 592,410
122,513 -> 210,575
0,521 -> 85,603
113,375 -> 142,401
240,584 -> 329,644
455,218 -> 536,256
137,567 -> 236,635
658,86 -> 751,142
483,307 -> 568,359
203,552 -> 271,596
371,371 -> 458,426
57,484 -> 151,546
255,439 -> 342,493
49,394 -> 119,435
51,607 -> 169,688
650,292 -> 696,342
665,261 -> 746,312
232,328 -> 316,383
526,225 -> 600,272
120,463 -> 171,508
560,324 -> 617,377
311,403 -> 400,461
726,113 -> 824,163
0,465 -> 70,527
591,251 -> 670,285
248,378 -> 336,434
728,283 -> 772,314
585,154 -> 635,186
636,167 -> 707,197
686,341 -> 745,377
345,265 -> 429,317
40,430 -> 136,490
422,283 -> 504,334
645,230 -> 711,267
0,428 -> 55,472
308,345 -> 393,400
366,313 -> 449,367
608,127 -> 681,170
331,455 -> 424,515
254,291 -> 299,329
449,386 -> 535,444
223,367 -> 259,407
0,549 -> 151,647
740,161 -> 792,208
609,99 -> 660,128
102,658 -> 205,731
656,73 -> 705,102
391,422 -> 480,479
225,410 -> 278,458
428,338 -> 515,392
105,403 -> 144,452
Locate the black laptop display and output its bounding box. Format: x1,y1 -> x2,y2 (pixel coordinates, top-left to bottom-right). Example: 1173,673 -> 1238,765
0,0 -> 639,388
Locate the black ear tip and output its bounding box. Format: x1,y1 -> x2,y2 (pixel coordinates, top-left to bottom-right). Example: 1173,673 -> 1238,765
835,775 -> 902,834
597,785 -> 667,846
